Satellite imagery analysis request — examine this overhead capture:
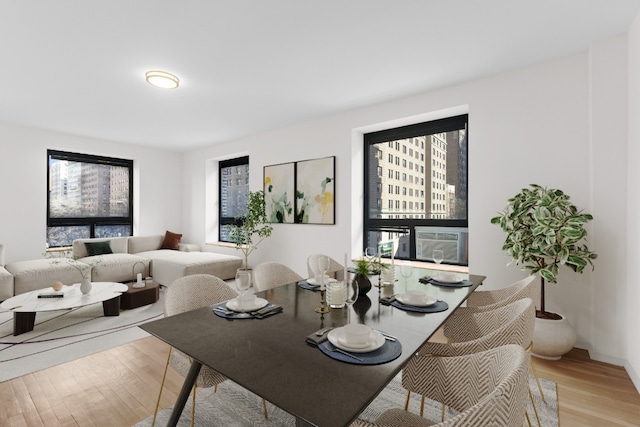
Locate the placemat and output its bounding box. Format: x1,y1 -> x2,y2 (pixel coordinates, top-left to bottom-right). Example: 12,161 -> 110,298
419,276 -> 473,288
318,339 -> 402,365
390,299 -> 449,313
297,280 -> 320,291
212,301 -> 282,319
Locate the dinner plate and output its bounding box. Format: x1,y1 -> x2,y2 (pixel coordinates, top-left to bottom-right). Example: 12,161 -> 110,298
434,274 -> 463,284
307,277 -> 338,286
396,293 -> 438,307
226,297 -> 268,312
328,327 -> 385,353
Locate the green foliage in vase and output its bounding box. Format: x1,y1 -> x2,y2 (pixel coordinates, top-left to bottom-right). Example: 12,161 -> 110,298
490,184 -> 597,314
229,190 -> 274,270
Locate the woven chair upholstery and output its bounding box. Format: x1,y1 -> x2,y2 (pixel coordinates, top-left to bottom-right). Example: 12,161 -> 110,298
252,261 -> 303,292
306,254 -> 345,280
464,275 -> 537,311
352,345 -> 530,427
164,274 -> 238,387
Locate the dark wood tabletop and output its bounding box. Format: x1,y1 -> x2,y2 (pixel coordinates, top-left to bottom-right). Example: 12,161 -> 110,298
141,270 -> 485,427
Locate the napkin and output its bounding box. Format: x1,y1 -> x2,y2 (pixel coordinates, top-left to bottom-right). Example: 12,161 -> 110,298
252,304 -> 283,319
305,328 -> 332,346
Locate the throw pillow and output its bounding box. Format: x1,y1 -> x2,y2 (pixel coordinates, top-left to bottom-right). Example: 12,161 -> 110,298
161,230 -> 182,250
85,240 -> 113,256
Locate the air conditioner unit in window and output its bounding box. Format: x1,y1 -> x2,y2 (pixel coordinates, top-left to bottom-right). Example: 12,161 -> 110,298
415,227 -> 468,265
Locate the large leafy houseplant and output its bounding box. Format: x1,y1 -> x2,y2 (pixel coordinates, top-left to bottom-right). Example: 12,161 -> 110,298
490,184 -> 597,320
228,190 -> 273,270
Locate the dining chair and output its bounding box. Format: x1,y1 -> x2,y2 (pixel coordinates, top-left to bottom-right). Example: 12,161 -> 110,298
252,261 -> 303,292
351,344 -> 529,427
306,254 -> 345,280
152,274 -> 268,426
404,298 -> 538,426
464,274 -> 537,311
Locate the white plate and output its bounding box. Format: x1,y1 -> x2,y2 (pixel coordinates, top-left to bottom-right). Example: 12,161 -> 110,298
435,273 -> 463,284
307,277 -> 338,285
396,293 -> 438,307
327,327 -> 385,353
226,297 -> 269,312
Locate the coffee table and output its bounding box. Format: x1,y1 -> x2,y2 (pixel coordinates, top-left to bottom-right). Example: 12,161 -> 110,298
0,282 -> 128,335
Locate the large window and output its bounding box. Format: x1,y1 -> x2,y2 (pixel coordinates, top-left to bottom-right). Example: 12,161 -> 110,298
363,115 -> 469,265
47,150 -> 133,248
219,156 -> 249,242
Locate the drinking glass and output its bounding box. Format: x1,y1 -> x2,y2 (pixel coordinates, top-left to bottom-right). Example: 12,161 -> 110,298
400,261 -> 412,288
345,279 -> 360,307
433,249 -> 444,265
235,270 -> 252,318
364,247 -> 376,262
317,256 -> 330,289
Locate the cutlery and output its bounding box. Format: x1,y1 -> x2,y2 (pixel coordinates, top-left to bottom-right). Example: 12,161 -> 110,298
322,342 -> 364,361
213,306 -> 234,315
375,330 -> 398,341
315,326 -> 335,336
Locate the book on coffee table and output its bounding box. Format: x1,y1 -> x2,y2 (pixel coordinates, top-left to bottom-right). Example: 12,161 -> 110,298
38,285 -> 74,298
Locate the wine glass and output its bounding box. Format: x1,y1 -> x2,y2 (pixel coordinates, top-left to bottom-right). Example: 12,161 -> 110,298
433,249 -> 444,265
400,261 -> 412,289
317,256 -> 330,289
235,270 -> 252,318
364,247 -> 376,263
344,278 -> 360,323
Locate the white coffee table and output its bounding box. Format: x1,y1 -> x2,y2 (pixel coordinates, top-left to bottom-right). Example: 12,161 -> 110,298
0,282 -> 128,335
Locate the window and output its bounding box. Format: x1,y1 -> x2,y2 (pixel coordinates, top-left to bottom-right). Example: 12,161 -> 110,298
219,156 -> 249,243
363,114 -> 468,265
47,150 -> 133,247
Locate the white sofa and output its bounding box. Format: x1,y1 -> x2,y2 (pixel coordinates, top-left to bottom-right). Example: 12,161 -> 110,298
2,235 -> 243,298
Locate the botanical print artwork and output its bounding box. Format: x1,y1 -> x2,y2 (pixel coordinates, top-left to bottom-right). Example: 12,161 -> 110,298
295,157 -> 335,224
264,162 -> 294,223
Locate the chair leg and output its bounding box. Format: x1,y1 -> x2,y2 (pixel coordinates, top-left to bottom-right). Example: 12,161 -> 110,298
420,395 -> 425,417
262,398 -> 269,419
191,386 -> 198,427
524,410 -> 532,427
441,403 -> 446,422
528,387 -> 541,427
152,347 -> 173,426
404,390 -> 411,410
529,358 -> 546,402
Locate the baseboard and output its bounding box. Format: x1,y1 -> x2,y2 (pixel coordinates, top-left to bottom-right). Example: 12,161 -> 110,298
625,360 -> 640,395
587,349 -> 626,367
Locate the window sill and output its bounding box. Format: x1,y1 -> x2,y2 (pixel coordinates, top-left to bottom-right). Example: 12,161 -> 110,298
206,241 -> 242,249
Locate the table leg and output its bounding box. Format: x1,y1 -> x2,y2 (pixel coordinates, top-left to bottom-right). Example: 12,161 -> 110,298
167,360 -> 202,427
13,312 -> 36,335
102,296 -> 121,316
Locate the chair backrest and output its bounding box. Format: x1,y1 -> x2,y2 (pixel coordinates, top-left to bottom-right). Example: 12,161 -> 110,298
306,254 -> 344,280
402,344 -> 529,427
253,262 -> 303,292
164,274 -> 237,316
0,244 -> 4,267
444,298 -> 535,351
466,275 -> 537,309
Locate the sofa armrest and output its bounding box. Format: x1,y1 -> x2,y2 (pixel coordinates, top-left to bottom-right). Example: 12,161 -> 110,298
179,243 -> 200,252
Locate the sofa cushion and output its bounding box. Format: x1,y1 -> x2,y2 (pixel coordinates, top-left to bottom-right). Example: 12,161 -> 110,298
73,237 -> 128,258
128,235 -> 163,254
85,240 -> 113,256
152,252 -> 243,285
79,253 -> 149,283
160,230 -> 182,250
0,267 -> 14,301
6,258 -> 91,295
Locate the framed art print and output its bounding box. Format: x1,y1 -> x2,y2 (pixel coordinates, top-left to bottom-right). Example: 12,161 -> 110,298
263,162 -> 295,223
295,156 -> 335,224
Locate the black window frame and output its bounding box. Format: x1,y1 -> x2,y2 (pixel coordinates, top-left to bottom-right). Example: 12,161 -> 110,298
47,149 -> 134,247
219,156 -> 249,243
363,114 -> 468,263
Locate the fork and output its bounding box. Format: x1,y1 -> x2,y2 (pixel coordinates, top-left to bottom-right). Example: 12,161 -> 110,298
322,342 -> 364,361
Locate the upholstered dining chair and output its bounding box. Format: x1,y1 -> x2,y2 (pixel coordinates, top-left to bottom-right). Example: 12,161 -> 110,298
306,254 -> 345,280
252,261 -> 303,292
464,274 -> 537,311
404,298 -> 537,425
351,345 -> 530,427
152,274 -> 268,426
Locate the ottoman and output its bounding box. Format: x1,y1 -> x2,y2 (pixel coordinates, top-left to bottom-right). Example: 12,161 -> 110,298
120,281 -> 160,310
152,252 -> 242,285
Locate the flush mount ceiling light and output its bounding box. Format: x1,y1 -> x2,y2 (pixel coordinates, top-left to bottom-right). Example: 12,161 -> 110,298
145,70 -> 180,89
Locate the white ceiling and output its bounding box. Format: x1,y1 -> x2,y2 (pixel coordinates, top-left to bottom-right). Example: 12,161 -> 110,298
1,0 -> 638,152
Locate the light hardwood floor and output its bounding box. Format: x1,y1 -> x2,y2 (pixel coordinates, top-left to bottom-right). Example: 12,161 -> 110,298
1,337 -> 639,426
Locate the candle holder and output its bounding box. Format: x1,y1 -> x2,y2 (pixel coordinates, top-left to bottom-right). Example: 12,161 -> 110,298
315,289 -> 330,313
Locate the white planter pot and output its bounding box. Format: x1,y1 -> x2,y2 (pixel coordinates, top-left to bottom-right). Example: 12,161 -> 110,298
532,314 -> 577,360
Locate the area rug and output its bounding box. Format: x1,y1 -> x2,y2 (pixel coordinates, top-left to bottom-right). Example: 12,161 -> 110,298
0,290 -> 164,382
136,374 -> 558,426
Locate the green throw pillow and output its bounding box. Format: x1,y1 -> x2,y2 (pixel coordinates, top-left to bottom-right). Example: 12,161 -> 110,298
85,240 -> 113,256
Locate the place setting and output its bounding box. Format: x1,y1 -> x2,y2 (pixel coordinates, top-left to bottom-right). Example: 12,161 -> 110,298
307,323 -> 402,365
297,275 -> 337,291
213,270 -> 283,319
381,289 -> 449,313
419,271 -> 473,288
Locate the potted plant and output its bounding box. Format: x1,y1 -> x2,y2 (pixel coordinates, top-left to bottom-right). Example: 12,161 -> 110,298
490,184 -> 597,359
353,257 -> 389,295
228,190 -> 274,272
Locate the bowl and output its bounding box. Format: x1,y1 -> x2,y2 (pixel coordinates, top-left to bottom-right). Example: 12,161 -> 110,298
342,324 -> 372,346
404,290 -> 430,305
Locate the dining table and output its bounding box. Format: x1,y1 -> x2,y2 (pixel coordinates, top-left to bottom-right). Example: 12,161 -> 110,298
140,266 -> 485,427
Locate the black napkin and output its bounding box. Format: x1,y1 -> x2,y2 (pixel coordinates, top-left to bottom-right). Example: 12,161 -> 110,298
305,328 -> 331,346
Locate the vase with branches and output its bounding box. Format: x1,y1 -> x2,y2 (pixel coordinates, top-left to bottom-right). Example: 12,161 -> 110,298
228,190 -> 274,271
490,184 -> 597,320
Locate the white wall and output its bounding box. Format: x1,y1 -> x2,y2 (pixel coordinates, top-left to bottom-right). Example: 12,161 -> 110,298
0,123 -> 184,263
183,43 -> 632,364
626,11 -> 640,390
